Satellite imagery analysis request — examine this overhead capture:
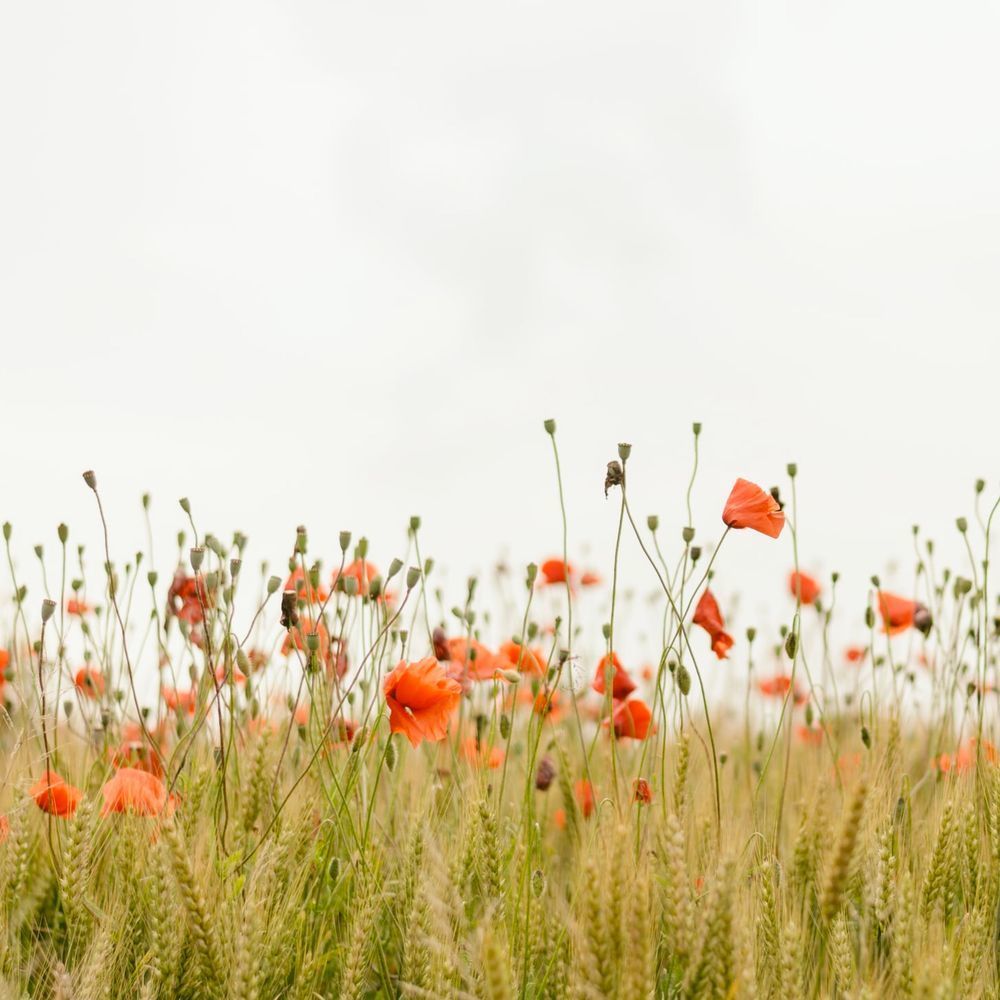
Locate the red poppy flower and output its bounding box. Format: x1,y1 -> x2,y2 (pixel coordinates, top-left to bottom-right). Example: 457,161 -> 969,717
788,571 -> 820,605
540,558 -> 574,585
284,566 -> 329,605
383,657 -> 462,748
575,779 -> 596,819
332,559 -> 380,597
844,645 -> 867,664
933,738 -> 998,774
692,590 -> 734,660
101,767 -> 175,817
74,667 -> 105,700
532,688 -> 564,722
607,698 -> 653,740
795,725 -> 823,746
161,686 -> 197,715
722,479 -> 785,538
460,737 -> 505,769
497,640 -> 546,677
592,652 -> 637,698
29,771 -> 82,818
632,778 -> 653,804
877,592 -> 930,635
0,815 -> 8,844
757,674 -> 807,706
215,663 -> 247,685
446,638 -> 502,682
166,569 -> 212,625
0,649 -> 7,672
66,599 -> 92,616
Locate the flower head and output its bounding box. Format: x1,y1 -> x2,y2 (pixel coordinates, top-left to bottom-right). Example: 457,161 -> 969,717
29,771 -> 82,818
692,590 -> 734,660
722,478 -> 785,538
383,657 -> 462,748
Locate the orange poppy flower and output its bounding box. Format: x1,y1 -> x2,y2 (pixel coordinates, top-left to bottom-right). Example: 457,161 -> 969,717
532,688 -> 564,722
692,590 -> 734,660
788,571 -> 820,605
757,674 -> 807,705
553,807 -> 567,830
540,558 -> 573,585
74,667 -> 105,700
215,663 -> 247,685
877,592 -> 930,635
285,566 -> 329,605
166,569 -> 212,625
460,737 -> 505,769
383,657 -> 462,748
497,640 -> 545,677
446,638 -> 501,682
29,771 -> 82,818
0,815 -> 8,843
592,652 -> 637,699
0,649 -> 9,672
100,767 -> 174,817
109,739 -> 164,777
580,571 -> 601,587
161,686 -> 197,715
66,598 -> 92,616
575,779 -> 596,818
795,725 -> 823,746
844,645 -> 867,664
332,559 -> 380,597
933,738 -> 998,774
722,479 -> 785,538
632,778 -> 653,804
606,698 -> 654,740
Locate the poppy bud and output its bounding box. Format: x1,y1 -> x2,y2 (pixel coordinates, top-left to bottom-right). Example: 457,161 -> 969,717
280,590 -> 299,630
57,523 -> 69,545
357,537 -> 369,559
424,558 -> 434,576
409,515 -> 421,532
2,522 -> 10,540
63,700 -> 74,719
384,738 -> 398,772
805,703 -> 814,726
500,714 -> 511,739
526,563 -> 538,586
976,479 -> 986,494
601,623 -> 611,640
746,627 -> 756,643
786,463 -> 797,478
865,607 -> 875,629
692,422 -> 702,436
956,517 -> 968,534
33,544 -> 43,560
236,648 -> 250,675
535,755 -> 555,791
690,547 -> 702,563
327,857 -> 340,882
784,632 -> 797,659
543,418 -> 556,435
499,670 -> 520,685
831,571 -> 840,584
83,470 -> 97,490
41,598 -> 56,623
179,497 -> 192,516
913,604 -> 933,636
647,515 -> 659,532
432,627 -> 449,661
339,531 -> 351,553
719,752 -> 728,766
677,664 -> 691,696
604,460 -> 623,497
861,726 -> 871,749
387,558 -> 403,580
406,566 -> 421,590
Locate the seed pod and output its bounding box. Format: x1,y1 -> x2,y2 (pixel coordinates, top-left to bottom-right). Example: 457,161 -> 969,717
677,664 -> 691,696
385,738 -> 398,772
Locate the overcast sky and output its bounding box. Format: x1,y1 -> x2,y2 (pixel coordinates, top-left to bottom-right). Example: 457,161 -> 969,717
2,3 -> 998,655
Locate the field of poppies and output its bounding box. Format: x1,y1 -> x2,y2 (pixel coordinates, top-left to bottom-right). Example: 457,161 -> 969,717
1,423 -> 998,998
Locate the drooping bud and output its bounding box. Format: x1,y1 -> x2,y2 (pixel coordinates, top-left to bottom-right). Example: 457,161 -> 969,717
676,663 -> 691,695
179,497 -> 191,514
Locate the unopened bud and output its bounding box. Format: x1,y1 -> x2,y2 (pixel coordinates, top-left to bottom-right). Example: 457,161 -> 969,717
179,497 -> 191,514
956,517 -> 968,534
409,515 -> 421,532
82,470 -> 97,490
786,462 -> 797,478
406,566 -> 421,590
647,515 -> 659,532
339,531 -> 351,552
57,523 -> 68,544
267,575 -> 281,594
676,663 -> 691,696
543,418 -> 556,435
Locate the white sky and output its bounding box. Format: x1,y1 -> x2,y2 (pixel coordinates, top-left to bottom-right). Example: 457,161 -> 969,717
2,3 -> 999,657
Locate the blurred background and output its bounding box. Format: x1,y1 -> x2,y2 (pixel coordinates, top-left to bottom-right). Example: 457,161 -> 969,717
2,2 -> 999,659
